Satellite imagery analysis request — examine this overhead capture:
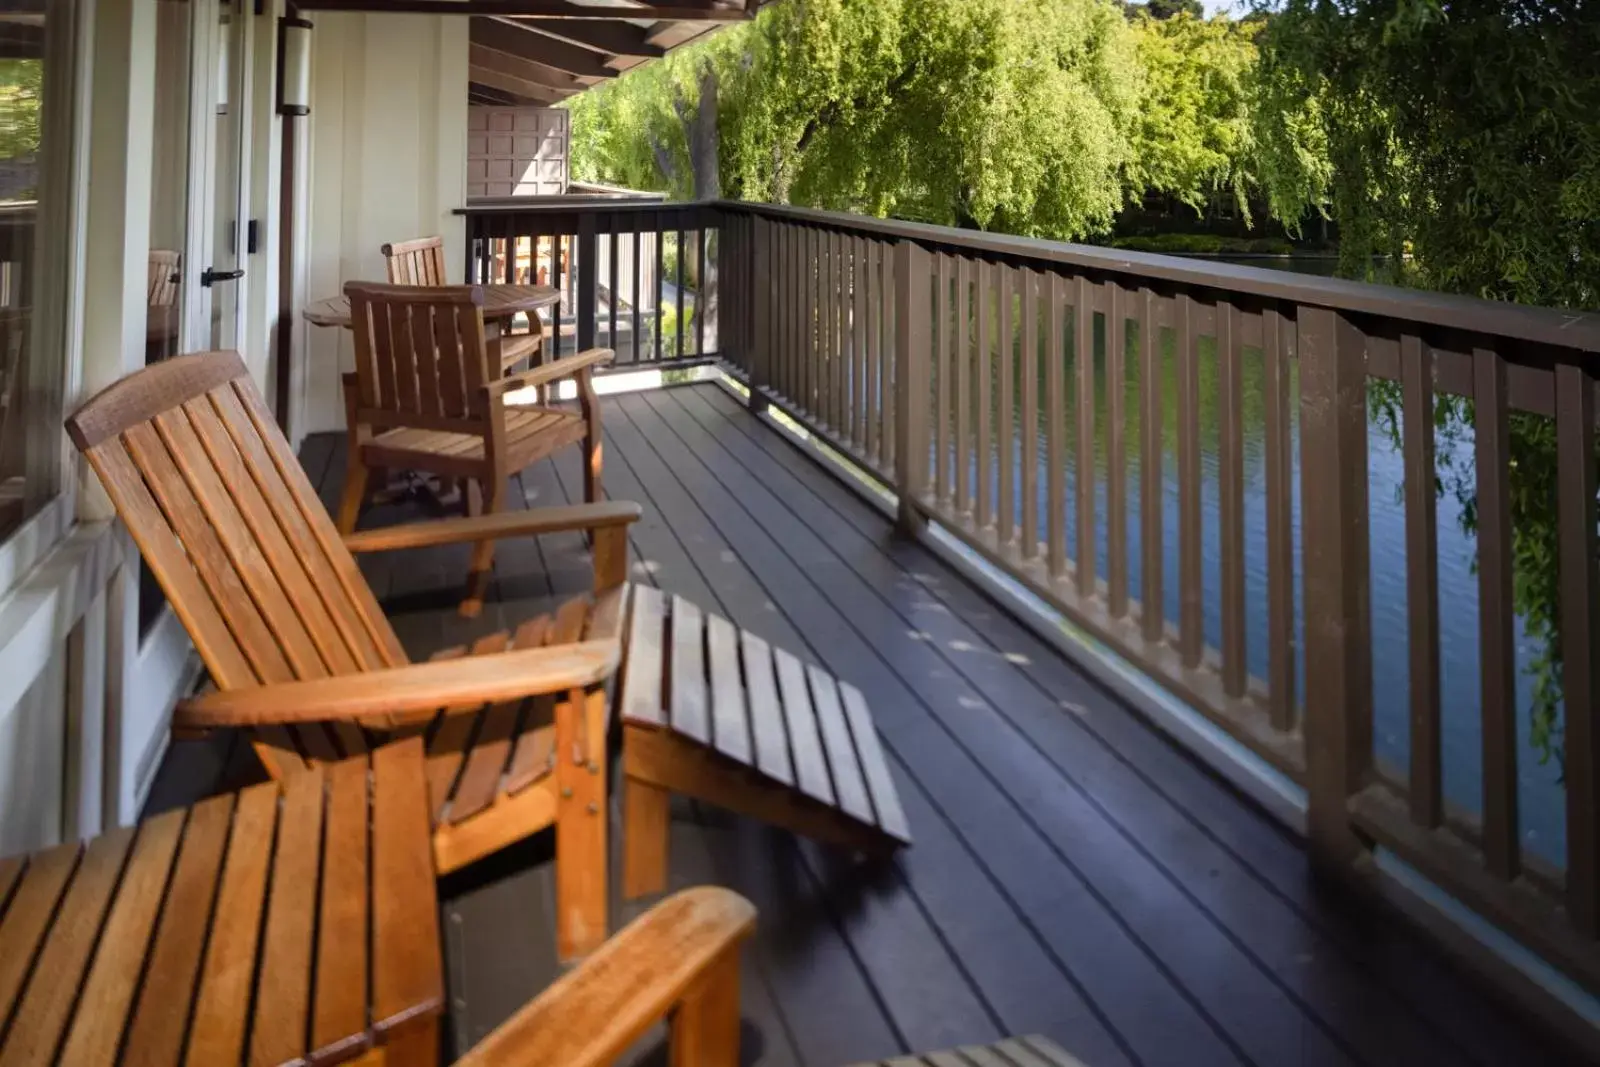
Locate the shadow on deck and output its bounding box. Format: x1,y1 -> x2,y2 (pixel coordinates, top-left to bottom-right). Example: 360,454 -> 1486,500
146,381 -> 1581,1067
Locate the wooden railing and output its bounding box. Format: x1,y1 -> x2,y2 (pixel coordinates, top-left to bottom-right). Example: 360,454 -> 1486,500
477,197 -> 1600,998
459,201 -> 719,369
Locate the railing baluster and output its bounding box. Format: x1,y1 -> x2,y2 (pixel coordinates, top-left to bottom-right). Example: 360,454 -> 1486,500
838,231 -> 851,437
1402,332 -> 1441,826
935,254 -> 953,507
1046,273 -> 1066,579
1021,269 -> 1040,560
805,227 -> 818,412
632,224 -> 643,365
1140,288 -> 1163,645
577,214 -> 597,354
1474,346 -> 1519,881
852,237 -> 865,450
673,224 -> 685,359
1557,360 -> 1599,937
819,233 -> 834,427
998,265 -> 1016,548
957,257 -> 973,515
1264,305 -> 1296,728
894,240 -> 931,532
698,226 -> 709,357
882,239 -> 896,471
1300,305 -> 1374,868
1107,282 -> 1128,620
653,213 -> 665,363
1219,301 -> 1246,698
608,223 -> 620,358
976,260 -> 993,530
866,241 -> 881,465
1076,275 -> 1097,599
1178,294 -> 1203,669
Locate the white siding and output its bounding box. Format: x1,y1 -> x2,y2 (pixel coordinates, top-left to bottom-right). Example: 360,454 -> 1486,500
298,13 -> 469,437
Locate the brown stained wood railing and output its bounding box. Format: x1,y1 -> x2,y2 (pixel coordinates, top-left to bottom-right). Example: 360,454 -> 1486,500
458,202 -> 720,370
505,197 -> 1600,1002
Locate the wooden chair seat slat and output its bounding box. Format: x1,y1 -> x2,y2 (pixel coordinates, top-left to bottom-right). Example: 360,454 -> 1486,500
425,633 -> 507,820
249,769 -> 324,1067
364,408 -> 583,471
183,782 -> 278,1067
313,757 -> 371,1058
182,394 -> 361,676
740,631 -> 793,786
706,613 -> 751,765
669,595 -> 710,745
372,739 -> 445,1037
772,647 -> 835,807
0,841 -> 81,1028
0,828 -> 134,1066
120,794 -> 235,1066
0,858 -> 22,913
293,722 -> 342,765
448,702 -> 521,824
839,682 -> 911,844
621,584 -> 667,728
503,616 -> 558,794
0,746 -> 445,1067
807,665 -> 875,827
56,810 -> 185,1066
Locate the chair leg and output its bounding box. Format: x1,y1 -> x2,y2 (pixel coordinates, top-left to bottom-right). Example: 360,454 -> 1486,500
460,478 -> 500,618
623,772 -> 670,899
336,459 -> 370,535
556,686 -> 608,960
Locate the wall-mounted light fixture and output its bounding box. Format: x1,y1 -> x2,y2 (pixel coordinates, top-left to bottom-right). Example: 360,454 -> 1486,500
277,16 -> 312,116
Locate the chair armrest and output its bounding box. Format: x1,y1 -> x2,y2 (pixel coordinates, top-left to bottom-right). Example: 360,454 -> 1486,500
175,640 -> 620,728
485,347 -> 614,396
457,887 -> 757,1067
343,501 -> 641,554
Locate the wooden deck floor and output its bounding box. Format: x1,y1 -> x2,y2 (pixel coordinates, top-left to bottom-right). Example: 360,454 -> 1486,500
149,382 -> 1583,1067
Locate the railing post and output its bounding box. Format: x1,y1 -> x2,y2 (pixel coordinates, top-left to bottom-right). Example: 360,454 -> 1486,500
1298,305 -> 1374,872
749,214 -> 769,413
893,239 -> 930,536
576,212 -> 597,353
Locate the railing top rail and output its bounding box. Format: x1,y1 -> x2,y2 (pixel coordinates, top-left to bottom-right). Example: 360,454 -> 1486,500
719,199 -> 1600,355
460,192 -> 667,210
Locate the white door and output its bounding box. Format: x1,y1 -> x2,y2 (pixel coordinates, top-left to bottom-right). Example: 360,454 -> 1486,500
183,0 -> 251,352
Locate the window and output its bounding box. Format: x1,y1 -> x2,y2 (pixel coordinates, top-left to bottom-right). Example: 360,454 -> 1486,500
0,3 -> 80,543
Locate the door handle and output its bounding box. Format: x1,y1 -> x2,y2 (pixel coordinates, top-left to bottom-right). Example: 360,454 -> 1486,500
200,267 -> 245,287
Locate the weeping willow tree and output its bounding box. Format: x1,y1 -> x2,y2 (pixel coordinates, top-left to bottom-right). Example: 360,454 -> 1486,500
1256,0 -> 1600,765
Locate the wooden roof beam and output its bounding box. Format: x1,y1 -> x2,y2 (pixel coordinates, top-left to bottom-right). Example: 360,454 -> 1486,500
476,17 -> 629,79
465,64 -> 568,104
506,16 -> 666,58
469,41 -> 593,95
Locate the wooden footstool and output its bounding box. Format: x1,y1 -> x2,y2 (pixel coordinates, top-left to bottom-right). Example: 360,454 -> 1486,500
0,738 -> 443,1066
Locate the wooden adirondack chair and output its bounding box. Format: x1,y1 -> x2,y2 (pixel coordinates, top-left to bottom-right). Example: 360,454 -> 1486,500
338,282 -> 607,615
382,234 -> 542,373
65,349 -> 634,959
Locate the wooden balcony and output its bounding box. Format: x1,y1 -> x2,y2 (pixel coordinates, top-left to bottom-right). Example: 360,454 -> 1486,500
146,381 -> 1587,1066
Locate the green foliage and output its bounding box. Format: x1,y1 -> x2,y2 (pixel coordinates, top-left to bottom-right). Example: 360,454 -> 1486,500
1123,13 -> 1265,220
1259,0 -> 1600,766
0,60 -> 42,196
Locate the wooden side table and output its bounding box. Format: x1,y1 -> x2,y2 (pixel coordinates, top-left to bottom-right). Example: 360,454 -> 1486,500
0,738 -> 443,1067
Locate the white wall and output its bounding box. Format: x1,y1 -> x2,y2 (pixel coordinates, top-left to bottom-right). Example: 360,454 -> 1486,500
297,13 -> 468,437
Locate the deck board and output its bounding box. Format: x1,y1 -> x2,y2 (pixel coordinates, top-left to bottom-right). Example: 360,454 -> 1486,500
145,382 -> 1583,1067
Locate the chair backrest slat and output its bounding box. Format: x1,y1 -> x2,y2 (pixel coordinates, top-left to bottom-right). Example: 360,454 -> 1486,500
147,250 -> 180,307
381,236 -> 447,287
347,283 -> 490,429
177,395 -> 361,676
66,352 -> 408,702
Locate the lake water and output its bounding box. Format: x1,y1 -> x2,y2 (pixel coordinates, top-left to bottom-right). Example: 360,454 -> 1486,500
984,252 -> 1566,866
